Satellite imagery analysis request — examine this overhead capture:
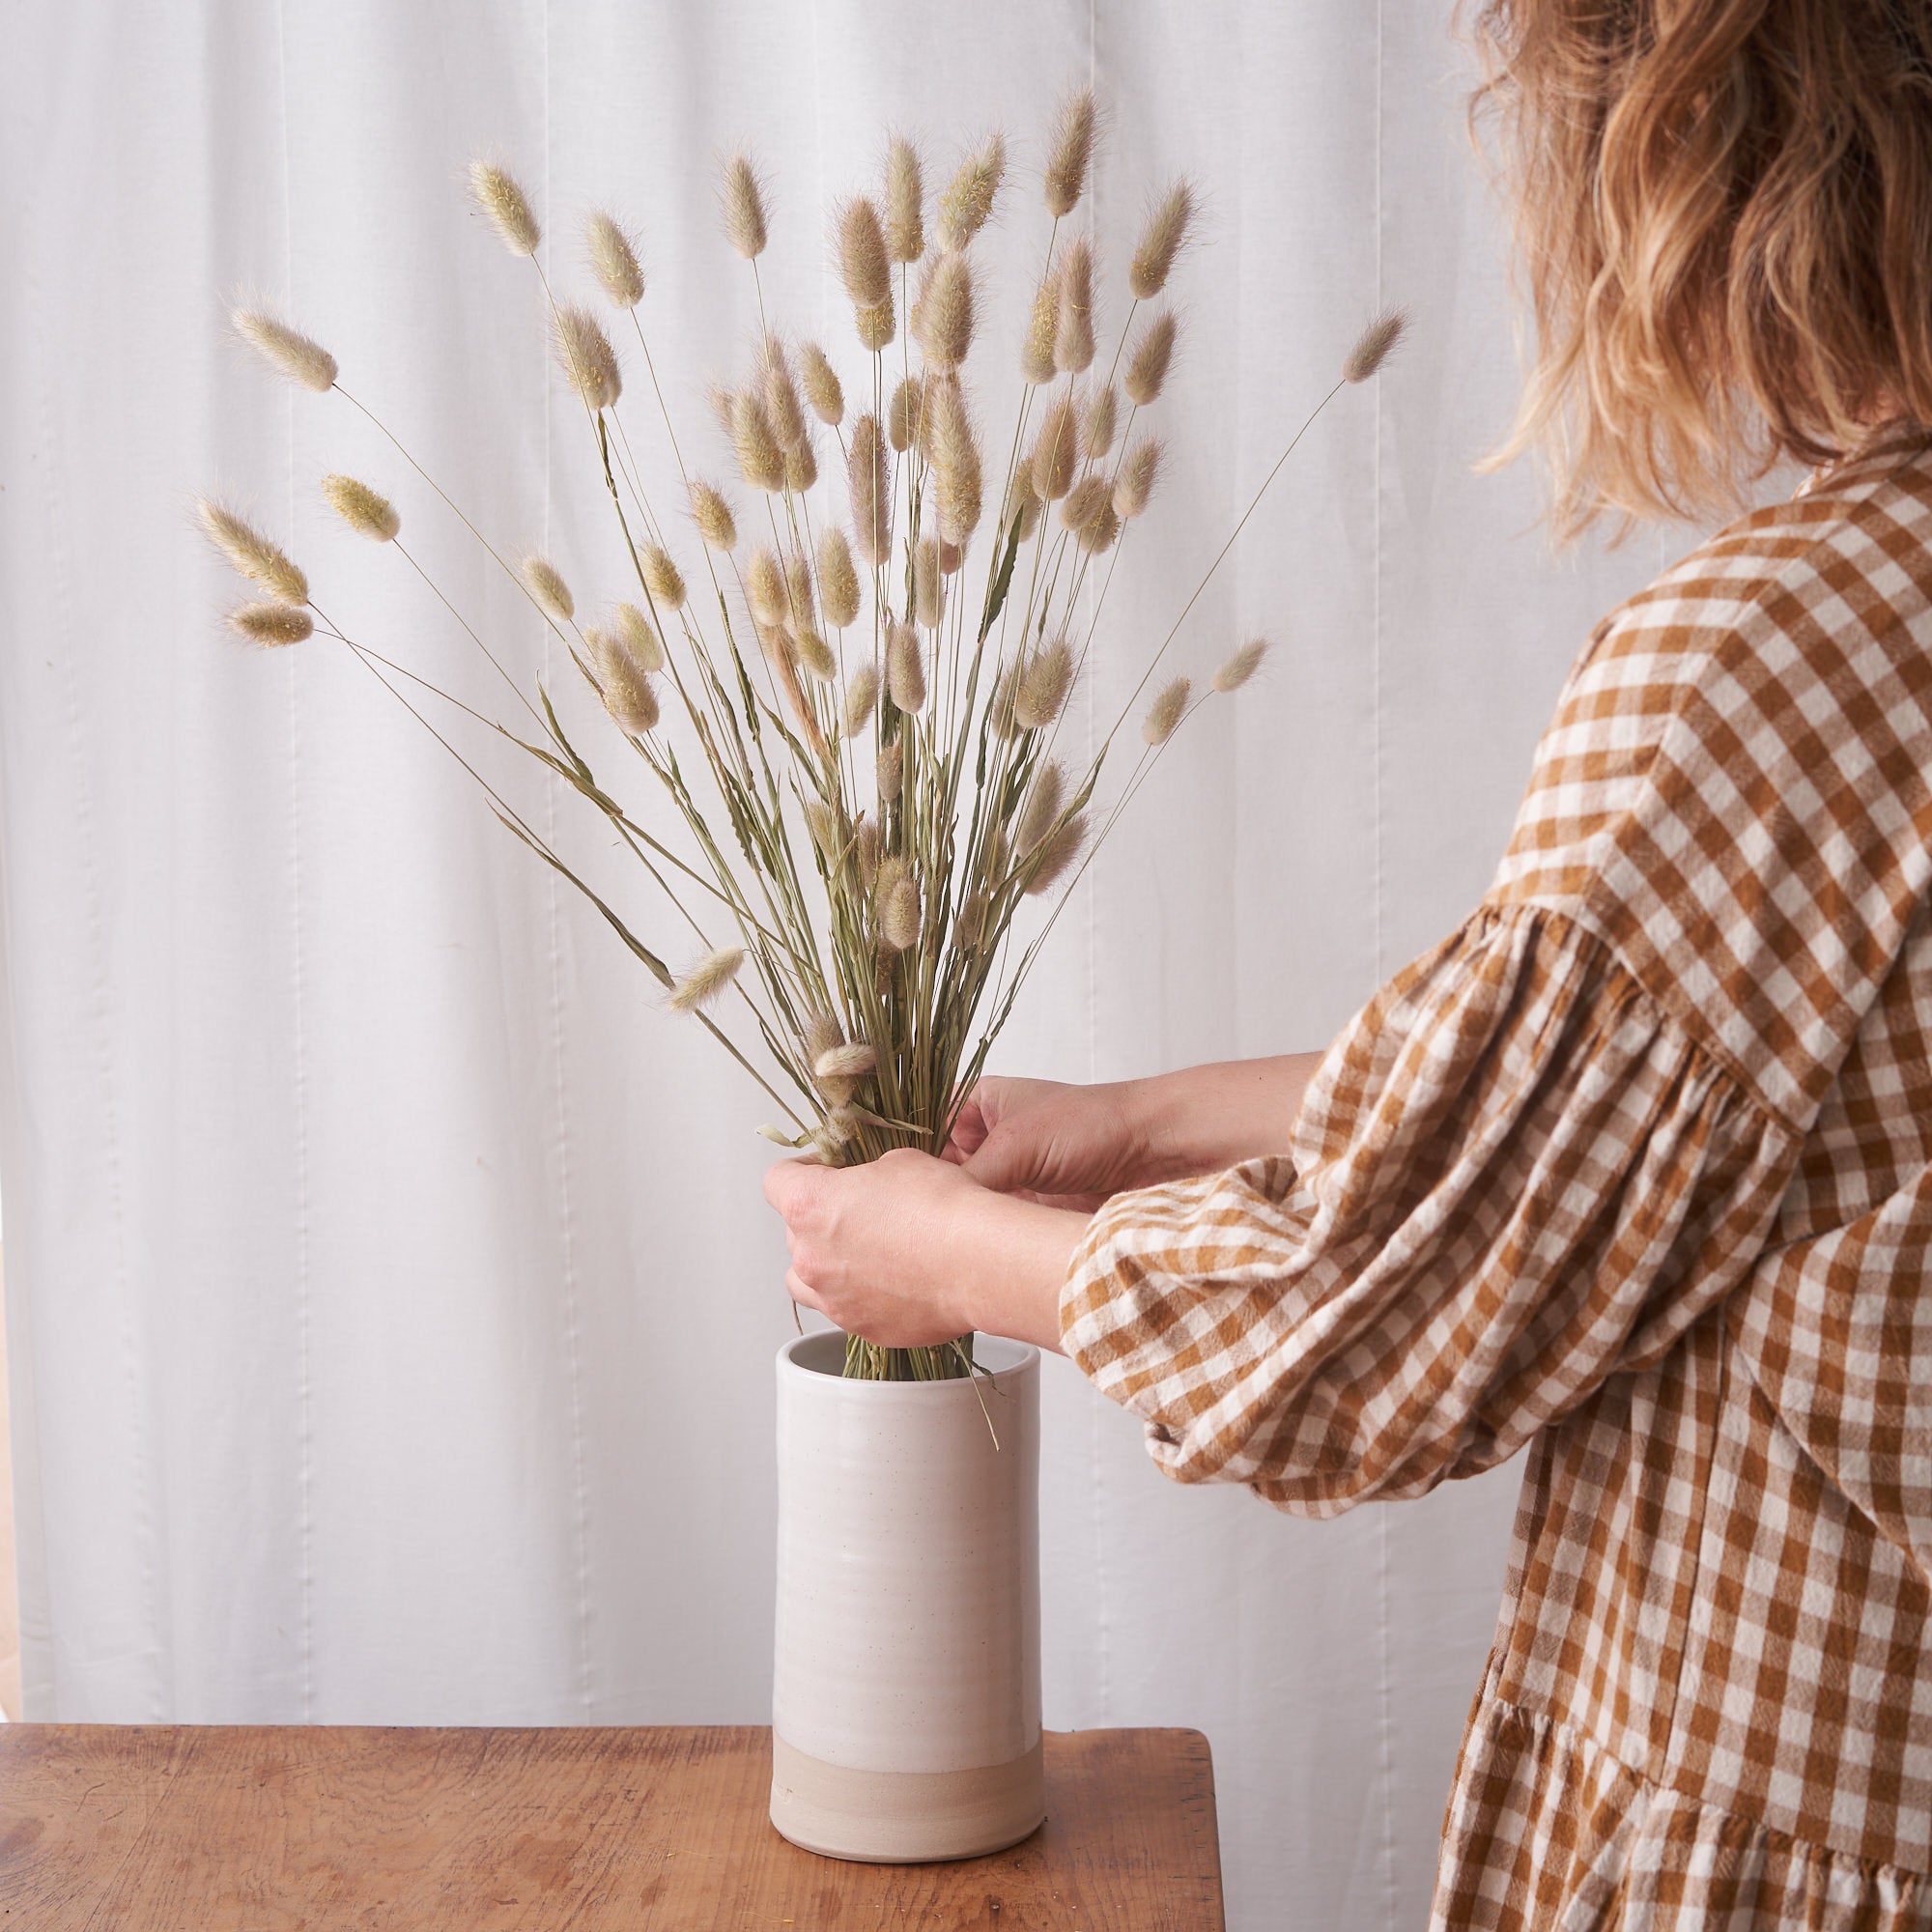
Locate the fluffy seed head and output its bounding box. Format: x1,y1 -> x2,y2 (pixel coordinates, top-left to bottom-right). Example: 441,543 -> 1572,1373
585,210 -> 644,306
1054,238 -> 1095,375
469,161 -> 541,255
1113,438 -> 1162,520
1005,469 -> 1042,542
228,601 -> 314,646
815,1040 -> 878,1083
804,802 -> 840,862
1030,395 -> 1079,501
233,309 -> 337,391
690,479 -> 738,551
887,374 -> 922,453
761,338 -> 808,449
794,628 -> 838,681
1343,307 -> 1407,384
746,547 -> 787,626
668,943 -> 745,1011
876,735 -> 903,802
1021,270 -> 1061,386
928,378 -> 982,545
1124,308 -> 1178,406
1059,472 -> 1110,534
1043,89 -> 1096,217
938,132 -> 1006,249
982,818 -> 1009,888
854,297 -> 895,353
1082,384 -> 1119,463
874,855 -> 922,952
1016,761 -> 1065,852
855,814 -> 881,889
914,250 -> 975,372
885,135 -> 924,263
553,303 -> 622,411
588,625 -> 661,735
319,474 -> 399,543
912,539 -> 943,631
1075,502 -> 1120,554
818,526 -> 862,626
847,414 -> 891,565
1213,637 -> 1269,693
1142,674 -> 1191,745
1015,637 -> 1074,729
1024,810 -> 1086,895
887,617 -> 926,711
954,889 -> 990,950
521,555 -> 575,622
838,197 -> 892,310
799,341 -> 844,426
784,439 -> 818,492
1129,180 -> 1194,299
641,545 -> 686,611
989,661 -> 1022,740
939,539 -> 962,575
197,500 -> 308,602
732,390 -> 785,492
722,154 -> 768,259
842,662 -> 880,737
784,551 -> 815,626
614,602 -> 665,672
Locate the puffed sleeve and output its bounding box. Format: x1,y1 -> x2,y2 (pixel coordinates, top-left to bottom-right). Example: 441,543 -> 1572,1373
1059,901 -> 1802,1514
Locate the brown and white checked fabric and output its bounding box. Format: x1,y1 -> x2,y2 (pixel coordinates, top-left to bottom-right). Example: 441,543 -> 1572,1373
1062,429 -> 1932,1928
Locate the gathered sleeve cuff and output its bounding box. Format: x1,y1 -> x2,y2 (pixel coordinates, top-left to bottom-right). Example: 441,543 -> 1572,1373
1060,903 -> 1801,1514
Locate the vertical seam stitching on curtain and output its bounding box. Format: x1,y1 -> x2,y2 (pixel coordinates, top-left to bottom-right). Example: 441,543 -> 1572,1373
274,0 -> 315,1725
539,0 -> 597,1719
1373,3 -> 1397,1925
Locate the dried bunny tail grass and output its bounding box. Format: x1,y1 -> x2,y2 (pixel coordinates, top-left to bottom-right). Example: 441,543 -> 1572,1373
1081,384 -> 1119,463
928,378 -> 982,545
887,374 -> 922,453
1055,237 -> 1095,375
876,734 -> 904,802
842,662 -> 880,737
818,526 -> 862,626
848,414 -> 892,565
641,544 -> 687,611
746,547 -> 787,626
1113,437 -> 1162,519
939,539 -> 962,575
1016,760 -> 1066,852
784,550 -> 815,627
1005,469 -> 1043,542
319,474 -> 399,543
1213,637 -> 1269,692
721,154 -> 768,259
1020,270 -> 1060,385
1075,501 -> 1120,555
874,854 -> 922,952
614,601 -> 665,672
912,539 -> 943,630
1124,308 -> 1178,406
814,1039 -> 878,1083
989,660 -> 1023,740
804,1010 -> 844,1069
885,134 -> 924,263
1142,674 -> 1191,744
587,624 -> 661,735
954,889 -> 991,950
197,500 -> 308,602
690,479 -> 739,551
733,390 -> 785,492
585,211 -> 643,307
799,341 -> 844,426
938,131 -> 1006,249
838,197 -> 893,310
784,439 -> 818,493
914,249 -> 975,372
1024,810 -> 1087,895
854,297 -> 895,354
1043,88 -> 1097,217
804,801 -> 840,863
757,619 -> 799,675
228,601 -> 314,646
553,304 -> 622,411
855,813 -> 881,889
520,554 -> 575,622
794,628 -> 838,681
1059,472 -> 1110,534
668,943 -> 745,1011
1029,394 -> 1079,501
1015,636 -> 1074,728
1344,307 -> 1406,384
469,160 -> 541,256
981,817 -> 1009,887
761,337 -> 808,449
887,617 -> 927,710
233,309 -> 338,391
1129,180 -> 1195,299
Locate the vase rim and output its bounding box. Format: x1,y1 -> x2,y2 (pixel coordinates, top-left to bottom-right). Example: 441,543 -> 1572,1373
778,1329 -> 1038,1387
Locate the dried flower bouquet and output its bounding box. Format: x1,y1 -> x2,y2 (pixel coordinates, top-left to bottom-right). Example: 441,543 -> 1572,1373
203,91 -> 1402,1381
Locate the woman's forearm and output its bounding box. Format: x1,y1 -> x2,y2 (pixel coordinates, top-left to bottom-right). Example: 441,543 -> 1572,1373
1129,1053 -> 1324,1179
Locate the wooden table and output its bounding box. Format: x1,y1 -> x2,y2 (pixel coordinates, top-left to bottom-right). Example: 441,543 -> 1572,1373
0,1724 -> 1223,1928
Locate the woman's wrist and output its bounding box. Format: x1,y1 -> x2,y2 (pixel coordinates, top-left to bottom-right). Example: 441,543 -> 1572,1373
1126,1054 -> 1322,1179
952,1185 -> 1086,1353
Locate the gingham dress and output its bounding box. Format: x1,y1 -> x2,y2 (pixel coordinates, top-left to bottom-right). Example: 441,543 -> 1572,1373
1062,431 -> 1932,1928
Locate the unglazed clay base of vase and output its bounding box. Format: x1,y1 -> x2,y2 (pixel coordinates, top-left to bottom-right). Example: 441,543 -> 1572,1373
771,1331 -> 1042,1862
769,1733 -> 1046,1863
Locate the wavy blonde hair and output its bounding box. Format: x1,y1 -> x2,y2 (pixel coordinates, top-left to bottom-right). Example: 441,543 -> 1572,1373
1468,0 -> 1932,540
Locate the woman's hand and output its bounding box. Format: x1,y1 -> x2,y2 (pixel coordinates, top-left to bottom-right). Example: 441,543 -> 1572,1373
762,1148 -> 1088,1352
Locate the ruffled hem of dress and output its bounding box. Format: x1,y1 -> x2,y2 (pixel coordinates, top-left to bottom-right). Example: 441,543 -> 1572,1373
1434,1694 -> 1932,1931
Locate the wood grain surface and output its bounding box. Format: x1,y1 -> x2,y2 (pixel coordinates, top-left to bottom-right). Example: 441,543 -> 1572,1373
0,1724 -> 1222,1929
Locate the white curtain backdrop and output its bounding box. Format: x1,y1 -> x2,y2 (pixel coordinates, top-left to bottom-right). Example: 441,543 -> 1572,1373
0,3 -> 1685,1924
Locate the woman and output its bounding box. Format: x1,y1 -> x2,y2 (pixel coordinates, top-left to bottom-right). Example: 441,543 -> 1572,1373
765,1 -> 1932,1922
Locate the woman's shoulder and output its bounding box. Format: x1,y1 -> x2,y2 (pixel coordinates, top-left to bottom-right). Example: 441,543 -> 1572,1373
1490,434 -> 1932,1127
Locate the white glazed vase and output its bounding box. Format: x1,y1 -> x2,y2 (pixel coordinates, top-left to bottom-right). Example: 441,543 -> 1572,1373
770,1330 -> 1044,1862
